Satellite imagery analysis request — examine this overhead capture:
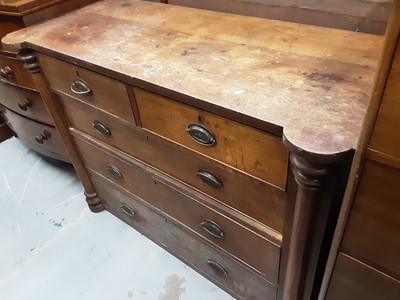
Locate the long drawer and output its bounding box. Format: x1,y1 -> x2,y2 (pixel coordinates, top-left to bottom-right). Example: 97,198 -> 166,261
341,160 -> 400,278
0,82 -> 53,124
73,134 -> 281,283
60,93 -> 286,232
1,108 -> 69,162
0,56 -> 36,90
90,171 -> 277,300
38,54 -> 136,125
134,87 -> 289,189
326,253 -> 400,300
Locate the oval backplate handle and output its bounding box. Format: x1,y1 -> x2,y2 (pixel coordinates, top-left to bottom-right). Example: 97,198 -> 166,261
106,164 -> 123,179
120,203 -> 135,217
92,120 -> 111,137
71,79 -> 92,96
201,219 -> 224,238
207,259 -> 229,277
197,170 -> 223,189
186,123 -> 216,147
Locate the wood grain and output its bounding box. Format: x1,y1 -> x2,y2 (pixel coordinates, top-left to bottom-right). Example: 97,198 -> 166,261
169,0 -> 391,34
1,107 -> 69,162
370,41 -> 400,159
2,0 -> 384,158
0,55 -> 36,89
326,252 -> 400,300
59,94 -> 286,232
0,82 -> 53,124
91,170 -> 278,300
341,160 -> 400,280
39,54 -> 136,126
74,134 -> 281,283
318,2 -> 400,298
135,87 -> 289,188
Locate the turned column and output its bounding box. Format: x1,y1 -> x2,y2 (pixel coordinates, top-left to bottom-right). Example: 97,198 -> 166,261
279,137 -> 352,300
19,50 -> 104,212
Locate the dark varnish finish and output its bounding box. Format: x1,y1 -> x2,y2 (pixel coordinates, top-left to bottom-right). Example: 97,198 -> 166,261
2,1 -> 388,299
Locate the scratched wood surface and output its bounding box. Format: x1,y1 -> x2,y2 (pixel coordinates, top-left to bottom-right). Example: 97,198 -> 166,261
2,0 -> 384,157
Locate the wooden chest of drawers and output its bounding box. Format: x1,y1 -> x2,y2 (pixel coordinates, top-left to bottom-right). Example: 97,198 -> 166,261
0,0 -> 96,161
2,1 -> 385,299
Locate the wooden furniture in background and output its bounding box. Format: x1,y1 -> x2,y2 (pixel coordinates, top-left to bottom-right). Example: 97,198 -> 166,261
2,1 -> 388,299
168,0 -> 392,34
0,0 -> 96,161
321,1 -> 400,299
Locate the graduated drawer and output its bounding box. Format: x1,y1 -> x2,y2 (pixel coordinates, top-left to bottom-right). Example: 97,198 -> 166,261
370,41 -> 400,159
0,82 -> 53,124
326,253 -> 400,300
0,55 -> 36,90
90,171 -> 277,300
0,108 -> 69,162
74,135 -> 280,283
38,54 -> 135,125
134,88 -> 288,189
61,96 -> 285,232
341,160 -> 400,277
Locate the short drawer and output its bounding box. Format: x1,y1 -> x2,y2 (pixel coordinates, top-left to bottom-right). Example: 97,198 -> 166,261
90,171 -> 277,300
0,82 -> 53,124
0,55 -> 36,90
75,136 -> 281,283
1,108 -> 69,162
134,87 -> 288,189
38,54 -> 135,125
341,160 -> 400,277
326,252 -> 400,300
63,97 -> 285,232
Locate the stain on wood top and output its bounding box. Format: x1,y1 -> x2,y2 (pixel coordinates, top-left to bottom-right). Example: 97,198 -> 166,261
2,0 -> 384,157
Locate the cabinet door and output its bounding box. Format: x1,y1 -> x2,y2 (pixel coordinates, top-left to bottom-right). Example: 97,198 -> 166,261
370,41 -> 400,159
341,160 -> 400,278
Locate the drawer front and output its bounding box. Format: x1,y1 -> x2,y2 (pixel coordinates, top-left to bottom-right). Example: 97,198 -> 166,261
38,54 -> 135,125
134,88 -> 289,189
0,56 -> 36,90
341,160 -> 400,277
74,136 -> 280,283
1,108 -> 69,162
90,171 -> 277,300
326,253 -> 400,300
370,41 -> 400,158
62,96 -> 285,232
0,82 -> 53,124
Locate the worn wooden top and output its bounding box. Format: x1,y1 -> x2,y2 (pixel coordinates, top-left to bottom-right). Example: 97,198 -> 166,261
3,0 -> 384,159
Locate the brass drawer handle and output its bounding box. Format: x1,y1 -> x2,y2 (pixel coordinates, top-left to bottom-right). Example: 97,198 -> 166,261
71,79 -> 92,96
18,98 -> 33,111
120,203 -> 135,217
106,164 -> 123,179
201,219 -> 224,238
0,66 -> 14,80
197,170 -> 223,189
92,120 -> 111,136
34,131 -> 49,144
186,123 -> 216,147
206,259 -> 229,277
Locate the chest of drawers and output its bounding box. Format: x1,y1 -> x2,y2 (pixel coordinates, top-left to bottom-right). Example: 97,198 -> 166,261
2,1 -> 385,299
0,0 -> 96,161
